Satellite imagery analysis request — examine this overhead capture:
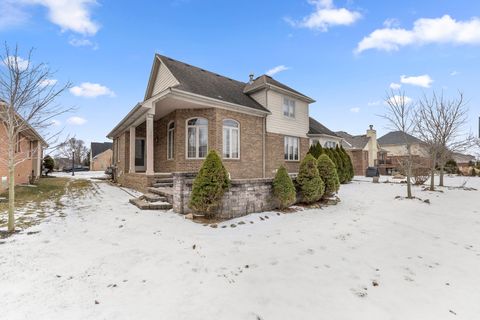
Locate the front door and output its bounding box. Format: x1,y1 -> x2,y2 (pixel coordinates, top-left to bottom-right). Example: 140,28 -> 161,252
135,138 -> 146,171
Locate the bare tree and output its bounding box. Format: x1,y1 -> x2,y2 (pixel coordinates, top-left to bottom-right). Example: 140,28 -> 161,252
415,92 -> 443,191
0,44 -> 71,232
381,91 -> 415,198
435,92 -> 472,186
57,137 -> 89,166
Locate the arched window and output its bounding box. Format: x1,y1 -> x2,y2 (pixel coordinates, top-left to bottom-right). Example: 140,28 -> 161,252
186,118 -> 208,159
167,121 -> 175,160
223,119 -> 240,159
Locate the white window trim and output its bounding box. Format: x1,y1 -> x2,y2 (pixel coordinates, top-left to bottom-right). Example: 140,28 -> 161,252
222,119 -> 240,160
284,136 -> 300,162
283,96 -> 296,119
185,117 -> 209,159
167,120 -> 175,160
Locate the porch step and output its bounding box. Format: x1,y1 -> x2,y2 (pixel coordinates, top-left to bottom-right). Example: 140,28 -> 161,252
129,198 -> 172,210
148,187 -> 174,204
143,193 -> 167,202
154,178 -> 173,184
152,182 -> 173,188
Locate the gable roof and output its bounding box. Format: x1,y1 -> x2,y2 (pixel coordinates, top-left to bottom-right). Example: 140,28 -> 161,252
308,117 -> 338,137
244,75 -> 315,103
336,131 -> 370,149
91,142 -> 113,158
378,131 -> 423,146
155,54 -> 269,113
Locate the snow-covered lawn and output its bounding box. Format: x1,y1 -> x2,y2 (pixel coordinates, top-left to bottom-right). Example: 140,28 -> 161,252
1,176 -> 480,319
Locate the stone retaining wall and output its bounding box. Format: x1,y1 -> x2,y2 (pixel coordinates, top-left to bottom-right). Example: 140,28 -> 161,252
172,172 -> 276,219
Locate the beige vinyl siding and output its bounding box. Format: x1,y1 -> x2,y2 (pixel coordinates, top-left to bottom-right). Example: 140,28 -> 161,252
152,61 -> 179,96
249,90 -> 267,107
265,90 -> 309,138
381,143 -> 429,157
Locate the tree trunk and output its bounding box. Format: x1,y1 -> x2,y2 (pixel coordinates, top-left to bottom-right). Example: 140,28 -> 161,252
406,145 -> 413,198
439,165 -> 444,186
430,152 -> 435,191
7,152 -> 15,233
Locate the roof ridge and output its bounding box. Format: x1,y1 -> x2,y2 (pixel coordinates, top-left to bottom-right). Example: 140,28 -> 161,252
156,53 -> 247,85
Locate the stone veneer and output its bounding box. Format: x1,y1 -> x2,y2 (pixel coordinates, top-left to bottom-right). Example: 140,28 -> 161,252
172,172 -> 276,219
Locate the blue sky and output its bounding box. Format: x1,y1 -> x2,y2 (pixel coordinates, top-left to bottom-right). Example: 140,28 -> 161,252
1,0 -> 479,149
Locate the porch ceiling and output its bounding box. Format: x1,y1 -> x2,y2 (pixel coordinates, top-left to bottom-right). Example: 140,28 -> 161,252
152,96 -> 211,121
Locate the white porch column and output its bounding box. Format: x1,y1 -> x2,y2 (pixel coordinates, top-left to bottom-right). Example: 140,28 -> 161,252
129,126 -> 136,173
146,113 -> 154,175
36,142 -> 42,177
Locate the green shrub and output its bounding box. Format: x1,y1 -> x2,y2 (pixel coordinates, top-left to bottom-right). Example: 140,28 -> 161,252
296,154 -> 324,203
445,159 -> 459,174
273,166 -> 296,209
189,150 -> 230,217
332,146 -> 346,183
308,142 -> 323,158
340,146 -> 354,181
317,154 -> 340,198
43,155 -> 55,176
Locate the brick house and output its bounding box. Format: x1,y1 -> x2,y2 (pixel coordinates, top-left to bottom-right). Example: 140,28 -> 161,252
0,109 -> 47,192
90,142 -> 113,171
108,54 -> 320,191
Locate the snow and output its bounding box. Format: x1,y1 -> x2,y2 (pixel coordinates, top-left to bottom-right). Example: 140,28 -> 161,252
1,176 -> 480,319
53,170 -> 109,180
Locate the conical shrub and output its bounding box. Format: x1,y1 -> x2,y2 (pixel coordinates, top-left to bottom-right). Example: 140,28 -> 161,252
307,142 -> 323,159
189,150 -> 230,217
273,165 -> 296,209
317,153 -> 340,198
296,154 -> 324,203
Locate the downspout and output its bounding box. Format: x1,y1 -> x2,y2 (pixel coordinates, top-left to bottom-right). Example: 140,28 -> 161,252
263,87 -> 269,178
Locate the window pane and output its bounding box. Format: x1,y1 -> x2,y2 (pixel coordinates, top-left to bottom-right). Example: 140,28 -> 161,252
223,119 -> 238,128
168,121 -> 175,129
199,127 -> 208,158
223,128 -> 230,158
284,137 -> 288,160
294,138 -> 299,160
232,129 -> 239,158
188,117 -> 208,126
188,127 -> 196,158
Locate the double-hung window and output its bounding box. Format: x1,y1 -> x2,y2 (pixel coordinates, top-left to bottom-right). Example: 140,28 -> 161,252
167,121 -> 175,160
186,118 -> 208,159
223,119 -> 240,159
284,136 -> 299,161
283,97 -> 295,118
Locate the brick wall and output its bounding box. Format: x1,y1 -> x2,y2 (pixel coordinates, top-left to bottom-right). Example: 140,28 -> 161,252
91,149 -> 112,171
0,125 -> 40,192
347,149 -> 368,176
265,132 -> 309,178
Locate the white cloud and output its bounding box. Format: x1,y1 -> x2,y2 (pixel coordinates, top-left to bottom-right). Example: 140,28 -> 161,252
450,70 -> 459,76
51,119 -> 62,126
2,56 -> 29,70
40,79 -> 58,87
66,116 -> 86,125
400,74 -> 433,88
23,0 -> 100,35
386,95 -> 413,106
69,37 -> 98,49
356,15 -> 480,54
367,100 -> 381,106
287,0 -> 361,32
266,65 -> 290,76
383,18 -> 400,28
69,82 -> 115,98
350,107 -> 360,113
389,82 -> 402,90
0,1 -> 29,30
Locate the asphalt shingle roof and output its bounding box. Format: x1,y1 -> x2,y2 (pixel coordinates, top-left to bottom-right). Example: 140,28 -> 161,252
335,131 -> 370,149
157,55 -> 269,113
377,131 -> 423,145
308,117 -> 338,137
91,142 -> 113,158
244,75 -> 314,101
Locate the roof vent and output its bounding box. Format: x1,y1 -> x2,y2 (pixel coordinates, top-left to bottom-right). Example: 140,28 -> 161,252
248,73 -> 254,84
369,125 -> 374,130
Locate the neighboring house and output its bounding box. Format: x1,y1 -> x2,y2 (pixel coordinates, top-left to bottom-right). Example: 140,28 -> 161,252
54,157 -> 70,171
107,54 -> 316,191
451,152 -> 476,174
308,117 -> 342,148
0,104 -> 48,192
90,142 -> 113,171
336,125 -> 383,175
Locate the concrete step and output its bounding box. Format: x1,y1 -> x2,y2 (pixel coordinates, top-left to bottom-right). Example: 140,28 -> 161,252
154,178 -> 173,184
148,187 -> 174,203
142,193 -> 167,203
129,198 -> 173,210
152,182 -> 173,188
